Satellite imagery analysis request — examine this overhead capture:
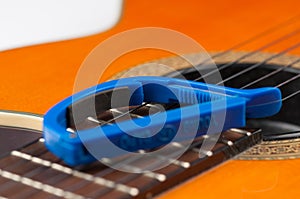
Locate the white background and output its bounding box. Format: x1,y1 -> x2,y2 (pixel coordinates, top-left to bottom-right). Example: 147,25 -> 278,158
0,0 -> 123,51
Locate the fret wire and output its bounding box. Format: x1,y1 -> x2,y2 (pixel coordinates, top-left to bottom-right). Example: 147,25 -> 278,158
92,171 -> 160,197
1,156 -> 69,196
66,154 -> 166,197
194,28 -> 300,82
1,150 -> 48,173
95,153 -> 162,180
216,42 -> 300,85
139,129 -> 260,198
97,156 -> 142,177
110,108 -> 144,119
1,139 -> 59,187
96,102 -> 177,128
107,137 -> 204,173
241,58 -> 300,89
98,103 -> 148,127
6,151 -> 71,183
101,157 -> 166,181
9,149 -> 139,196
97,136 -> 202,173
189,129 -> 261,165
0,169 -> 86,199
73,139 -> 205,196
65,156 -> 142,197
5,142 -> 118,196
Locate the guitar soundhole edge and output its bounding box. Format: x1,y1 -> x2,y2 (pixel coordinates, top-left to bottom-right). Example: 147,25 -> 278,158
166,62 -> 300,139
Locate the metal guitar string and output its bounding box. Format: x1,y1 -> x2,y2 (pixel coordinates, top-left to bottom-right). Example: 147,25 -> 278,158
281,89 -> 300,101
209,14 -> 300,56
86,37 -> 300,129
275,73 -> 300,102
276,73 -> 300,88
179,14 -> 300,70
2,15 -> 300,198
194,28 -> 300,82
240,58 -> 300,88
84,18 -> 300,130
210,39 -> 300,102
215,42 -> 300,85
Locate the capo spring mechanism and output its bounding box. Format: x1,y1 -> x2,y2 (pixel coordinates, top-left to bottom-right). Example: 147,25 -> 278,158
43,76 -> 282,166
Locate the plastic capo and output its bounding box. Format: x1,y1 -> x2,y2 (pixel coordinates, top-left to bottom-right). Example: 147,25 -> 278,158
43,76 -> 282,166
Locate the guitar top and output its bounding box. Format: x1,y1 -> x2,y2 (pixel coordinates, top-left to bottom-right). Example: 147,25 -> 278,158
0,0 -> 300,198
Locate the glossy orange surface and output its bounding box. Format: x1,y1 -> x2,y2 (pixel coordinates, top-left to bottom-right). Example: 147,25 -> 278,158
0,1 -> 299,198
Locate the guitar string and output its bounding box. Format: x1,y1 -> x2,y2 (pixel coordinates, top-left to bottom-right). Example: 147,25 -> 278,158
3,16 -> 300,198
276,73 -> 300,88
92,33 -> 300,127
215,42 -> 300,85
209,14 -> 300,55
276,73 -> 300,102
240,58 -> 300,88
102,22 -> 300,123
178,14 -> 300,69
194,28 -> 300,82
282,89 -> 300,101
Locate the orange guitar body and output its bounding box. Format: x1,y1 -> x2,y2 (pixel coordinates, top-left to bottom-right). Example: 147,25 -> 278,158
0,1 -> 300,198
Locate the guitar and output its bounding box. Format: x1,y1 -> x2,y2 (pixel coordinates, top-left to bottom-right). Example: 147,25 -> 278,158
0,0 -> 299,198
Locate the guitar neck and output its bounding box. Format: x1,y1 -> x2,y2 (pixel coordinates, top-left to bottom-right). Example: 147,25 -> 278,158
0,127 -> 261,198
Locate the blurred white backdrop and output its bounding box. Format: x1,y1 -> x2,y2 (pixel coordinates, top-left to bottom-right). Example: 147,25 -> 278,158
0,0 -> 123,51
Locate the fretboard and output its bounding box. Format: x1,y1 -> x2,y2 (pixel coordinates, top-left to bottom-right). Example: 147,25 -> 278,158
0,128 -> 261,199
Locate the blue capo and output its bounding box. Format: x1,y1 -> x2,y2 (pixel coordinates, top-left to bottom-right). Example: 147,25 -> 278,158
43,76 -> 282,166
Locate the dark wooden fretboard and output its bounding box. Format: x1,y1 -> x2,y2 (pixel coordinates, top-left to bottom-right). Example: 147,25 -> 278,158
0,128 -> 261,199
